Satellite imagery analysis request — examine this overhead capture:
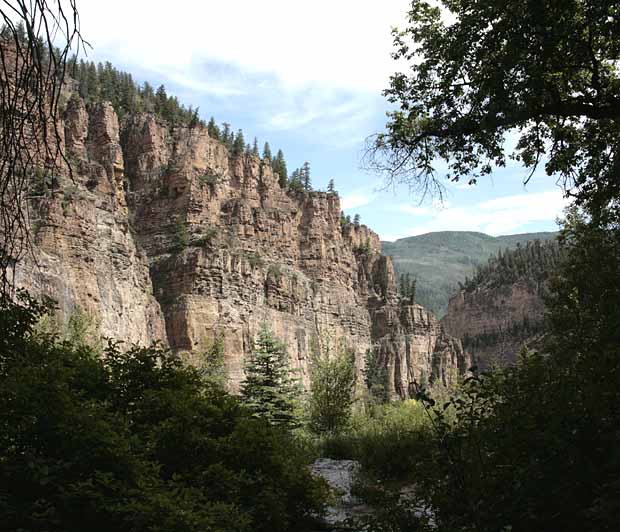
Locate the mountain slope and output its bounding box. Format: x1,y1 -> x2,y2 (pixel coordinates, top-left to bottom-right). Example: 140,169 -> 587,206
442,239 -> 564,369
382,231 -> 558,317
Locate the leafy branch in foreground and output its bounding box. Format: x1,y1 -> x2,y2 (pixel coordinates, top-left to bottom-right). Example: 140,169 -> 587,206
367,0 -> 620,209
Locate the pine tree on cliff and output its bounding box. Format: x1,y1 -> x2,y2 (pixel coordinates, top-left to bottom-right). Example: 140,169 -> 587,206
252,137 -> 259,156
155,85 -> 168,116
207,117 -> 221,140
221,123 -> 232,149
232,129 -> 245,156
274,149 -> 288,188
327,179 -> 336,194
288,169 -> 303,193
240,325 -> 300,427
353,214 -> 361,226
301,161 -> 311,191
263,142 -> 272,161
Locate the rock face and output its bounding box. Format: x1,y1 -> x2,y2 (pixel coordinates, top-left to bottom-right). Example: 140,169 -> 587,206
15,96 -> 468,395
442,280 -> 545,370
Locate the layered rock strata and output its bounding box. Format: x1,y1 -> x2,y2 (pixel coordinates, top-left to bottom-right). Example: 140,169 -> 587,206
15,96 -> 469,396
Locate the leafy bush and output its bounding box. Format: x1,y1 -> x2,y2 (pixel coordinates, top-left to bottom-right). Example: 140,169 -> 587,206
0,293 -> 328,532
198,173 -> 220,188
171,220 -> 189,253
267,263 -> 283,281
196,225 -> 218,247
307,345 -> 356,436
246,251 -> 265,268
320,401 -> 434,480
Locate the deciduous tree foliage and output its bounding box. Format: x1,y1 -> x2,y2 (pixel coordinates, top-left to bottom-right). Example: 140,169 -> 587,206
370,0 -> 620,209
0,295 -> 327,532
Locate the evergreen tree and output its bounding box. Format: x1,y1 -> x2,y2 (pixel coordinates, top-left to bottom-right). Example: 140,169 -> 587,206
155,84 -> 168,116
232,129 -> 245,157
327,179 -> 336,193
221,123 -> 232,149
353,214 -> 361,226
252,137 -> 259,156
207,117 -> 221,140
301,161 -> 311,191
262,142 -> 272,161
240,325 -> 300,427
274,149 -> 288,188
363,349 -> 389,404
288,169 -> 303,193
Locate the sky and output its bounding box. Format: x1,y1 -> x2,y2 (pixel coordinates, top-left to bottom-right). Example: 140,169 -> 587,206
76,0 -> 570,241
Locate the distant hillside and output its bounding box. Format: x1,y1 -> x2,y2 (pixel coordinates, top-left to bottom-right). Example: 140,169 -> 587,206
442,239 -> 565,370
382,231 -> 558,317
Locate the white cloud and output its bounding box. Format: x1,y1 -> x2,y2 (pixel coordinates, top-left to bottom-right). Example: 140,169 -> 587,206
78,0 -> 411,93
392,190 -> 571,238
342,192 -> 375,210
397,204 -> 432,216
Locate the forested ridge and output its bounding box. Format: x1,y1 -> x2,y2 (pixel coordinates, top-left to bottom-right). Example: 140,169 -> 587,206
461,238 -> 564,293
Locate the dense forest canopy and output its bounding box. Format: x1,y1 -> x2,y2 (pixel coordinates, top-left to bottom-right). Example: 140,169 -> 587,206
461,238 -> 563,293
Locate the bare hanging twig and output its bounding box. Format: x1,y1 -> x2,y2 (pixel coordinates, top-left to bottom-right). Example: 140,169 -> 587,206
0,0 -> 86,297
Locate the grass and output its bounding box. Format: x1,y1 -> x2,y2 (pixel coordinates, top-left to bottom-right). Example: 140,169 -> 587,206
314,400 -> 437,481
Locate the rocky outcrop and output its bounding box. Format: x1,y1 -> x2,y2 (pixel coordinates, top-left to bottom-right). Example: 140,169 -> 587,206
16,96 -> 468,395
442,280 -> 545,370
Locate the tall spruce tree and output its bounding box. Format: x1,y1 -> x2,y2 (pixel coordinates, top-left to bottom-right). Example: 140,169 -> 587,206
262,142 -> 272,161
288,169 -> 303,193
274,149 -> 288,188
207,117 -> 221,140
301,161 -> 311,191
221,123 -> 232,149
240,325 -> 300,427
232,129 -> 245,156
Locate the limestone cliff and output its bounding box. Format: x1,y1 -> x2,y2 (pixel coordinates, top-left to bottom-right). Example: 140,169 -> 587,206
15,95 -> 468,396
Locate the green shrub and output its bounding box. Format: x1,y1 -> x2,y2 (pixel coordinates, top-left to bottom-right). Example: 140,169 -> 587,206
307,345 -> 356,436
246,251 -> 264,268
268,263 -> 283,281
198,173 -> 220,188
0,293 -> 328,532
61,184 -> 80,215
171,220 -> 189,253
195,225 -> 218,247
320,400 -> 434,480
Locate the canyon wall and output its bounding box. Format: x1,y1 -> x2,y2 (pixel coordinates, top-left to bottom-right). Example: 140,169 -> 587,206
442,280 -> 545,370
15,96 -> 469,396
